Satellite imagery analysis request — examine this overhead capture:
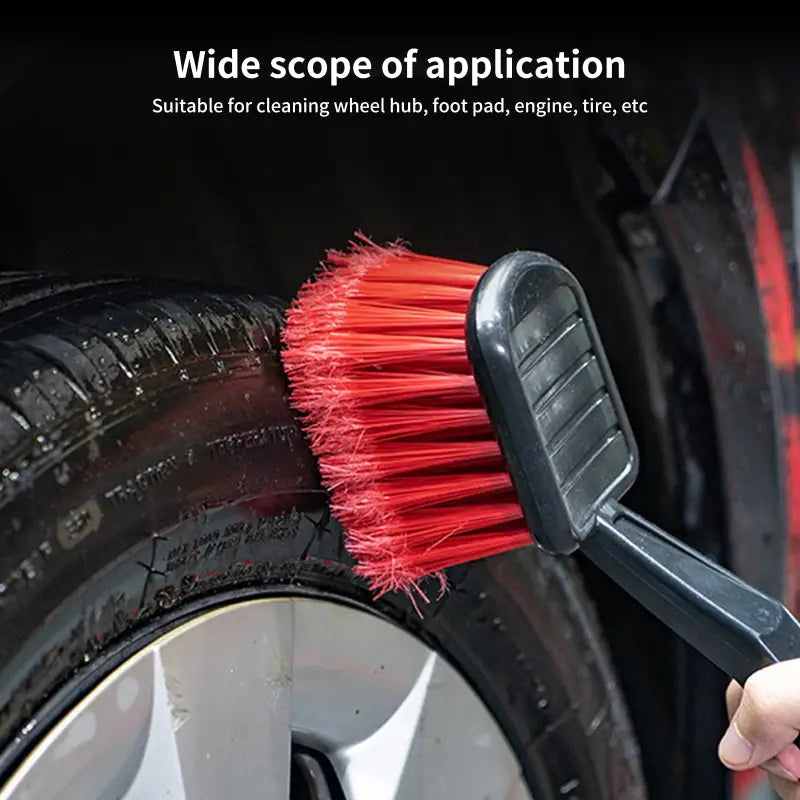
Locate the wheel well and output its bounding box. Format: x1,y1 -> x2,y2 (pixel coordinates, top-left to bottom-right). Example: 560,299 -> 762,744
564,127 -> 730,800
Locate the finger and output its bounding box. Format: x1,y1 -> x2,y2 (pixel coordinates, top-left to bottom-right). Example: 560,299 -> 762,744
719,660 -> 800,770
761,757 -> 800,783
769,772 -> 800,800
726,680 -> 743,720
778,745 -> 800,778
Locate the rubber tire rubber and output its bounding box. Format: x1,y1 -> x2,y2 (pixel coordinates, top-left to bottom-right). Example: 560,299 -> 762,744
0,274 -> 646,799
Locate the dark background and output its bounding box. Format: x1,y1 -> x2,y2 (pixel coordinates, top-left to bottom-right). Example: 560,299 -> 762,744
0,31 -> 723,298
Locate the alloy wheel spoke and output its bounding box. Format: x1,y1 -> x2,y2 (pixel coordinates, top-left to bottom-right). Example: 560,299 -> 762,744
336,651 -> 524,800
157,600 -> 294,800
122,649 -> 187,800
291,597 -> 432,749
334,651 -> 437,799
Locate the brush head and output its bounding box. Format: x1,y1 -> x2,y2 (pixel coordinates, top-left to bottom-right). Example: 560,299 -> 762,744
282,239 -> 637,596
466,251 -> 638,555
282,238 -> 531,598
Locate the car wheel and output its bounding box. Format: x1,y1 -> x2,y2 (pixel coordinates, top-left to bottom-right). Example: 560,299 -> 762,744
0,275 -> 645,799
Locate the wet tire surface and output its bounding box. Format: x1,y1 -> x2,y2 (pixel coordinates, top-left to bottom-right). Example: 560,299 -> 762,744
0,275 -> 646,798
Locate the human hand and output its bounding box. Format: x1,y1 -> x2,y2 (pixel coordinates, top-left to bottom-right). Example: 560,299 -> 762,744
719,660 -> 800,798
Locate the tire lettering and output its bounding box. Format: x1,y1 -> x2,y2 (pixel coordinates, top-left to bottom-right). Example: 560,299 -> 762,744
206,425 -> 298,459
104,456 -> 179,508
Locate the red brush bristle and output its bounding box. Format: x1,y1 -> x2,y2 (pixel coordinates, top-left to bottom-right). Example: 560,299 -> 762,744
282,235 -> 531,598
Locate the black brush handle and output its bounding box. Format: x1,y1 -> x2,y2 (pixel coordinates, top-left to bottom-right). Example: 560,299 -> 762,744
585,501 -> 800,689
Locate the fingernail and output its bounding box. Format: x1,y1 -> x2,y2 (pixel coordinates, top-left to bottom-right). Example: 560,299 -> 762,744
777,748 -> 800,780
762,758 -> 799,783
719,722 -> 754,766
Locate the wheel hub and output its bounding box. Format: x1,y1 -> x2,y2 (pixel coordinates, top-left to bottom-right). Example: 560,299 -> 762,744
0,597 -> 532,799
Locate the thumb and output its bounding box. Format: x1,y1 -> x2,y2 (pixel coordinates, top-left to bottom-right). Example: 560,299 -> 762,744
719,660 -> 800,771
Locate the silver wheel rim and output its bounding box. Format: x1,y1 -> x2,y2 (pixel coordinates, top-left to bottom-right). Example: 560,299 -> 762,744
0,597 -> 533,799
